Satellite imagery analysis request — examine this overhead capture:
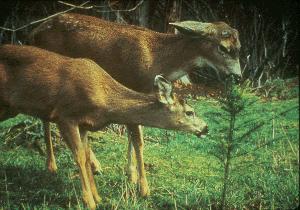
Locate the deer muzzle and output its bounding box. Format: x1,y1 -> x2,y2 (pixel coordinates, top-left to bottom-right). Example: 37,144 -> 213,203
195,125 -> 209,138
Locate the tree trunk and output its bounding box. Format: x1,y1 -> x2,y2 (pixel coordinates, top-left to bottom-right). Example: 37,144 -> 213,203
165,0 -> 182,33
139,0 -> 150,27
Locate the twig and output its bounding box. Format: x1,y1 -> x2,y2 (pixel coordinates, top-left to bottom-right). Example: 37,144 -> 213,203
0,1 -> 90,32
59,0 -> 144,13
106,0 -> 144,13
58,1 -> 96,9
0,0 -> 145,33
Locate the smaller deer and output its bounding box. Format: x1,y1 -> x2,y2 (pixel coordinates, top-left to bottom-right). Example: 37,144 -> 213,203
0,45 -> 207,209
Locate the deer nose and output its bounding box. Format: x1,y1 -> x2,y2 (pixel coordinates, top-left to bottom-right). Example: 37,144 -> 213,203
196,125 -> 208,138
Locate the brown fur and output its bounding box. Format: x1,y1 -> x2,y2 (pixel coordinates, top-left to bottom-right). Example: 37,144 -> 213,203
29,13 -> 241,92
0,44 -> 207,209
0,44 -> 208,131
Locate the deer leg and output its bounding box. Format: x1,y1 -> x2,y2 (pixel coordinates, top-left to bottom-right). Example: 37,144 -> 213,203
80,128 -> 101,204
43,121 -> 57,173
89,148 -> 102,174
44,121 -> 101,174
128,124 -> 150,197
126,125 -> 138,184
57,122 -> 96,210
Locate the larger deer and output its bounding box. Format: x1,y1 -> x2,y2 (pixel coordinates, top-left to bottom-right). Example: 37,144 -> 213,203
0,44 -> 207,209
29,13 -> 241,196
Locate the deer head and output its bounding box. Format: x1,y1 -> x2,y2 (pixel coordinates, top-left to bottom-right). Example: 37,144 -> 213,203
170,21 -> 242,80
143,75 -> 208,137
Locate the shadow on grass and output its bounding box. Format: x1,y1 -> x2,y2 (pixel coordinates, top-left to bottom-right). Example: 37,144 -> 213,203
0,165 -> 79,209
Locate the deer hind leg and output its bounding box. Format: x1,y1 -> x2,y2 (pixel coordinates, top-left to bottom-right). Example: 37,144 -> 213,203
80,128 -> 101,203
43,121 -> 57,173
57,122 -> 97,210
128,124 -> 150,197
126,125 -> 138,184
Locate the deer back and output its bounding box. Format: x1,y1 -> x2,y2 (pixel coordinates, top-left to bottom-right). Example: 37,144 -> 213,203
29,13 -> 242,93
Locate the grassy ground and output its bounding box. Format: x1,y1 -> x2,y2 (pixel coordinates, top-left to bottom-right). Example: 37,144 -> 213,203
0,96 -> 298,209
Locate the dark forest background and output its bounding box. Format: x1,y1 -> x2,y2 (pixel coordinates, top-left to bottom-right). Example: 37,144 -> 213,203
0,0 -> 299,87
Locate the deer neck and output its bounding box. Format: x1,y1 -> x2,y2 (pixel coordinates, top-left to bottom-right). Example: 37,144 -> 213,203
105,89 -> 158,125
152,34 -> 209,82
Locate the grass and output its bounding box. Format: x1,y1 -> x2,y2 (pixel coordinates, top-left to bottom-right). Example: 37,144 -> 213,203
0,96 -> 298,209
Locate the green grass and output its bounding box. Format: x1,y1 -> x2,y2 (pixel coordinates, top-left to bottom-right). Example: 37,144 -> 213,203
0,96 -> 298,209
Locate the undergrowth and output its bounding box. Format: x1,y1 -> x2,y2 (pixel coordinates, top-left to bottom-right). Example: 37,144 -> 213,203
0,93 -> 298,209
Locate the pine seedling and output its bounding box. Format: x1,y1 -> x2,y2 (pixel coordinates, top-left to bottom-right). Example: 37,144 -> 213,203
206,76 -> 298,209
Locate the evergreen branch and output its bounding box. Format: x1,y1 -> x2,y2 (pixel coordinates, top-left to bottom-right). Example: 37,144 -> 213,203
205,112 -> 229,121
244,98 -> 260,107
234,118 -> 262,130
235,122 -> 265,141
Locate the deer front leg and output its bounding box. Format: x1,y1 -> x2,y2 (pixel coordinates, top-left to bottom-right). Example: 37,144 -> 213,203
57,122 -> 97,210
126,125 -> 138,184
44,121 -> 101,174
43,121 -> 57,173
80,128 -> 101,203
128,124 -> 150,197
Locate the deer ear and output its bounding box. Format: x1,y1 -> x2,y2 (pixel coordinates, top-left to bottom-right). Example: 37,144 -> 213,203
154,75 -> 174,105
169,21 -> 217,37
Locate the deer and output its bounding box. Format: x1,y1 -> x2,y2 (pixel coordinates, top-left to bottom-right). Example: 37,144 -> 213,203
29,13 -> 241,196
0,44 -> 208,209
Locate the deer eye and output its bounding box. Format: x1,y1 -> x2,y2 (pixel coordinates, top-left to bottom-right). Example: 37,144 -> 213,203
185,111 -> 194,117
221,30 -> 231,38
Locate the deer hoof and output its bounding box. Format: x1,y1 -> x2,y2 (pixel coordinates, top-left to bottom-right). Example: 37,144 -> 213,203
140,187 -> 150,197
92,168 -> 102,175
139,180 -> 150,197
93,194 -> 102,204
91,162 -> 102,175
83,194 -> 97,210
47,162 -> 58,174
